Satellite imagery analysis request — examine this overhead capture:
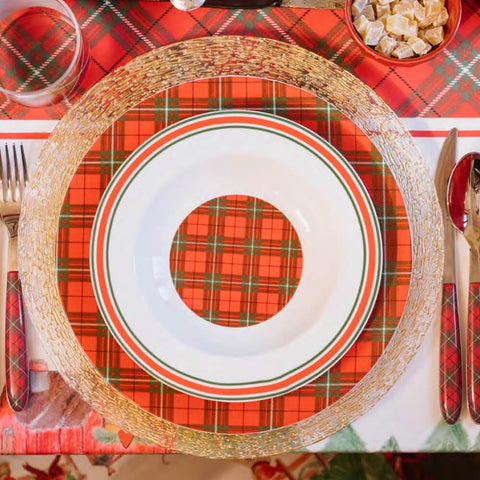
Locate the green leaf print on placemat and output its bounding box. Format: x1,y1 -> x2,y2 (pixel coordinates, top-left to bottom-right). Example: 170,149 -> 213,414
470,431 -> 480,450
381,437 -> 400,452
423,421 -> 470,451
322,426 -> 367,452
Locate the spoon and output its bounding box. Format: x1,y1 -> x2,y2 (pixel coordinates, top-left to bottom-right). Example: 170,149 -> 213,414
448,152 -> 480,423
170,0 -> 205,10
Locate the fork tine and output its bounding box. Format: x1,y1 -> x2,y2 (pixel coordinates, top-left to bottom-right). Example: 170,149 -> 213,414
19,144 -> 28,188
16,144 -> 28,200
4,145 -> 11,202
12,144 -> 20,203
0,147 -> 4,202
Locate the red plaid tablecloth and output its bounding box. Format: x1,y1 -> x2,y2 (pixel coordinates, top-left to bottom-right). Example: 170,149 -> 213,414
0,0 -> 478,120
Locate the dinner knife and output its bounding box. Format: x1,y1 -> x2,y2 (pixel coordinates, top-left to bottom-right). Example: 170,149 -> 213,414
434,127 -> 462,424
204,0 -> 345,8
165,0 -> 345,10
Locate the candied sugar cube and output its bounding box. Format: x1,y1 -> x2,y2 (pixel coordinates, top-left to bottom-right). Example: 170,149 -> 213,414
392,42 -> 414,58
378,13 -> 389,26
364,19 -> 385,45
386,13 -> 410,35
404,19 -> 418,38
418,28 -> 427,39
425,26 -> 444,45
425,1 -> 442,18
393,1 -> 414,20
433,6 -> 449,26
375,35 -> 397,55
419,41 -> 432,54
377,0 -> 395,6
413,1 -> 426,21
361,4 -> 376,20
376,2 -> 391,16
353,14 -> 370,36
407,35 -> 429,53
352,0 -> 369,17
419,0 -> 442,26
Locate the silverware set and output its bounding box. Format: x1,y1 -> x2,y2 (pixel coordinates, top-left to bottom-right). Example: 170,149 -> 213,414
436,128 -> 480,424
0,144 -> 29,412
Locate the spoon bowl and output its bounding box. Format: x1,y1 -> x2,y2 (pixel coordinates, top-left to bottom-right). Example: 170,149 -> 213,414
170,0 -> 206,10
447,152 -> 472,233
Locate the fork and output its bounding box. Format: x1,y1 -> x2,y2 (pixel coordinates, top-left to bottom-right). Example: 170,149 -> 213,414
0,144 -> 29,411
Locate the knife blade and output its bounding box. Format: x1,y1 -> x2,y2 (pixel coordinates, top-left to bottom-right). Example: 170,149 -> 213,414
205,0 -> 344,8
434,127 -> 462,424
165,0 -> 345,10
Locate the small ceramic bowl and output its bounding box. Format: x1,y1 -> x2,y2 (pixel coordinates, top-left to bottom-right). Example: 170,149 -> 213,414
344,0 -> 462,66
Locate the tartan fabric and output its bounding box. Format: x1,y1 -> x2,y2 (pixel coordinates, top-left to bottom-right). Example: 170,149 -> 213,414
56,76 -> 412,434
467,283 -> 480,423
0,0 -> 478,119
0,8 -> 76,93
439,283 -> 462,424
170,194 -> 303,327
5,272 -> 29,412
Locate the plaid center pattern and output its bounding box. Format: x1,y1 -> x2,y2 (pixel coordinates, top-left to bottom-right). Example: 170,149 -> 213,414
0,7 -> 76,93
56,77 -> 412,434
170,194 -> 303,327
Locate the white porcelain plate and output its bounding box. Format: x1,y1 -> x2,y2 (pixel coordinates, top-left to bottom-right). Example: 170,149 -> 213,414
90,110 -> 383,402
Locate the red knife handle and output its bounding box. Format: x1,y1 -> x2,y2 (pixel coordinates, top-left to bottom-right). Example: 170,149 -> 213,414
467,282 -> 480,423
439,283 -> 462,424
5,271 -> 29,412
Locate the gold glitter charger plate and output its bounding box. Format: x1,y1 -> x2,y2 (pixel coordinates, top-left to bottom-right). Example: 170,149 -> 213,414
19,36 -> 442,458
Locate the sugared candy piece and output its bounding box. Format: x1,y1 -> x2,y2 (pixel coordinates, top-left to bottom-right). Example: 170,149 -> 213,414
424,25 -> 444,45
352,0 -> 369,17
392,42 -> 414,58
407,35 -> 430,53
353,14 -> 370,37
364,19 -> 386,45
386,13 -> 410,35
362,4 -> 376,20
375,35 -> 398,55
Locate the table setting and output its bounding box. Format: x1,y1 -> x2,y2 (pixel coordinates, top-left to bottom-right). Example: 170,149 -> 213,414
0,0 -> 478,459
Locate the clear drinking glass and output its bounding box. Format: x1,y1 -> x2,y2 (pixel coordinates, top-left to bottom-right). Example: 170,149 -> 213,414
0,0 -> 89,107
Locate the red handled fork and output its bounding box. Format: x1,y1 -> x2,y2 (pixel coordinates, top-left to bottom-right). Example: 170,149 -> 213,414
0,144 -> 29,411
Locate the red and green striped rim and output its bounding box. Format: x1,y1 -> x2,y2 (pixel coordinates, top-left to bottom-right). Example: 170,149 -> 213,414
90,110 -> 383,401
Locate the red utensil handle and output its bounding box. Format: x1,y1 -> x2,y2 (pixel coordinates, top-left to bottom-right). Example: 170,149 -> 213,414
5,271 -> 29,412
439,283 -> 462,424
467,282 -> 480,423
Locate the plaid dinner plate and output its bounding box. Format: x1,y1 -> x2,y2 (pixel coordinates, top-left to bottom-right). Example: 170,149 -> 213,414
56,76 -> 411,434
87,110 -> 383,402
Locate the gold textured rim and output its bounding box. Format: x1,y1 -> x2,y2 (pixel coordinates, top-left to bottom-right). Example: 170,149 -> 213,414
19,36 -> 443,458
